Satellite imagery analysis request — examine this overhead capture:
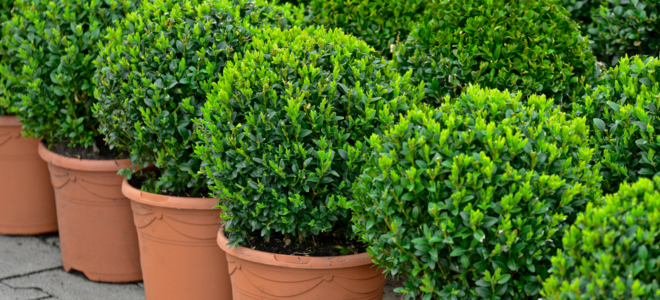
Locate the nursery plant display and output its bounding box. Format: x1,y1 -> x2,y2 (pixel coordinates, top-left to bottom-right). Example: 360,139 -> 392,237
307,0 -> 425,56
0,0 -> 58,235
562,0 -> 660,66
542,177 -> 660,299
3,0 -> 143,282
196,25 -> 423,299
573,55 -> 660,193
352,86 -> 603,299
95,0 -> 304,297
396,0 -> 596,106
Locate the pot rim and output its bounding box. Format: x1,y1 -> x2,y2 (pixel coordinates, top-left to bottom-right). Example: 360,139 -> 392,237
38,142 -> 131,172
122,178 -> 218,210
0,115 -> 21,127
217,227 -> 375,270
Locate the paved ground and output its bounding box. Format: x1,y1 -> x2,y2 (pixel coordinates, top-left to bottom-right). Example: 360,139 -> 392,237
0,233 -> 402,300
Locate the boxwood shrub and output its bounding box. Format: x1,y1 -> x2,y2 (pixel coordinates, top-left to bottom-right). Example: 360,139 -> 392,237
2,0 -> 136,148
542,177 -> 660,299
307,0 -> 425,56
352,86 -> 603,299
562,0 -> 660,65
396,0 -> 596,105
0,0 -> 17,116
195,25 -> 424,248
572,55 -> 660,193
94,0 -> 304,196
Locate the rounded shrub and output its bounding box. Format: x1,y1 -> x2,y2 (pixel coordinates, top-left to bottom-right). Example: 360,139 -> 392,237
195,25 -> 424,249
542,177 -> 660,300
2,0 -> 136,148
572,55 -> 660,193
352,85 -> 603,299
0,0 -> 17,116
307,0 -> 425,56
396,0 -> 596,105
94,0 -> 304,196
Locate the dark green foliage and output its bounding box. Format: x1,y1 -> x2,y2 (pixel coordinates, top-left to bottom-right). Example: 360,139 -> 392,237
2,0 -> 135,147
307,0 -> 425,56
572,55 -> 660,193
542,177 -> 660,299
0,0 -> 16,116
352,86 -> 603,299
94,0 -> 304,196
396,0 -> 596,106
195,26 -> 424,248
562,0 -> 660,65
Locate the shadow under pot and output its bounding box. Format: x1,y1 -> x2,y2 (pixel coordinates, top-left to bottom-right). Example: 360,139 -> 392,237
0,116 -> 57,235
38,143 -> 142,282
217,227 -> 386,300
121,178 -> 232,300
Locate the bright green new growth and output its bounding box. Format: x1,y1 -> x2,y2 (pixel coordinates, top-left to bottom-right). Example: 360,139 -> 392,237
195,26 -> 424,248
542,177 -> 660,300
3,0 -> 135,147
307,0 -> 425,56
94,0 -> 304,196
352,86 -> 602,299
397,0 -> 596,105
573,55 -> 660,193
562,0 -> 660,66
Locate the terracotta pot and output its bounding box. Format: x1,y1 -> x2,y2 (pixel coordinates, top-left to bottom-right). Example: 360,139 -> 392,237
0,116 -> 57,235
38,143 -> 142,282
217,228 -> 386,300
122,179 -> 232,300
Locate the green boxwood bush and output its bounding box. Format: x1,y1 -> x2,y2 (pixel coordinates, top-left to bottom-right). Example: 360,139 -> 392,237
195,25 -> 423,248
0,0 -> 16,116
352,85 -> 603,299
396,0 -> 596,105
307,0 -> 425,56
542,177 -> 660,299
572,55 -> 660,193
94,0 -> 304,196
3,0 -> 135,148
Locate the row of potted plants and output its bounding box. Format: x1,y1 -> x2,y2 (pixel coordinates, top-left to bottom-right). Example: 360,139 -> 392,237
0,0 -> 658,300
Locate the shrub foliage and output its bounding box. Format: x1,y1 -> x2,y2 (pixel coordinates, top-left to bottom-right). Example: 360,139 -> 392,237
195,26 -> 424,248
94,0 -> 304,196
352,86 -> 603,299
307,0 -> 425,55
573,55 -> 660,193
396,0 -> 596,105
542,177 -> 660,300
0,0 -> 16,116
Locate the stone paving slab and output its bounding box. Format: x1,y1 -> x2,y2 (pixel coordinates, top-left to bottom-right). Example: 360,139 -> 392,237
0,282 -> 49,300
0,234 -> 62,279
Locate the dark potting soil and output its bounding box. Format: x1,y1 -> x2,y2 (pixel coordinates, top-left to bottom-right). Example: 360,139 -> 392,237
128,170 -> 211,198
46,136 -> 127,160
228,230 -> 368,257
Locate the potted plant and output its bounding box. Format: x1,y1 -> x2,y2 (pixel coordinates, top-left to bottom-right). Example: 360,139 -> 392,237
351,86 -> 603,299
3,0 -> 141,282
395,0 -> 597,106
94,0 -> 304,298
573,55 -> 660,193
542,177 -> 660,299
0,0 -> 57,235
195,25 -> 424,299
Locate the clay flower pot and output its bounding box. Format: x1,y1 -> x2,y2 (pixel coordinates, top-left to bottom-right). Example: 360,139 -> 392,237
0,116 -> 57,235
217,227 -> 386,300
38,143 -> 142,282
122,179 -> 232,300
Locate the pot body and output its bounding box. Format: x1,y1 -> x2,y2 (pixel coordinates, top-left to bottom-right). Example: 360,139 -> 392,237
217,228 -> 385,300
38,143 -> 142,282
0,116 -> 57,235
122,179 -> 232,300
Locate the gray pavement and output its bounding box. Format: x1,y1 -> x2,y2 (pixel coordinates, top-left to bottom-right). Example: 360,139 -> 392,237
0,233 -> 402,300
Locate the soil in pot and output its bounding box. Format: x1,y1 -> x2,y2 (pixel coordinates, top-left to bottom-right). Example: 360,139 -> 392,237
123,175 -> 232,300
0,116 -> 57,235
39,140 -> 141,283
218,228 -> 386,300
